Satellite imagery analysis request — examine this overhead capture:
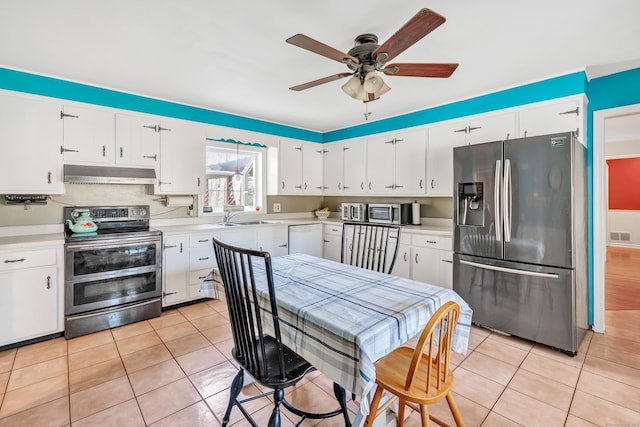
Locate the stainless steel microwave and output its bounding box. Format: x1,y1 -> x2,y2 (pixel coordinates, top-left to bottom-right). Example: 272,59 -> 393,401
368,203 -> 412,224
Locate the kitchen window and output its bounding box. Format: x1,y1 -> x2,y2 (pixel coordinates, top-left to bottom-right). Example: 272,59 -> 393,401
201,143 -> 265,214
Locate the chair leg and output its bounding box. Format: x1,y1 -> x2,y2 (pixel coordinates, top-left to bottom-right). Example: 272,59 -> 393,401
445,392 -> 465,426
397,398 -> 406,427
363,386 -> 384,427
269,388 -> 284,427
222,369 -> 244,427
333,382 -> 352,427
419,404 -> 430,427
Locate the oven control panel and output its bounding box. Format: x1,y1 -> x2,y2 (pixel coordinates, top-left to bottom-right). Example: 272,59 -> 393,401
89,207 -> 148,220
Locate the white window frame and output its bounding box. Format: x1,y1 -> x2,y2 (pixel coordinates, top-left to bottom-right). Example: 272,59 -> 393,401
199,141 -> 267,217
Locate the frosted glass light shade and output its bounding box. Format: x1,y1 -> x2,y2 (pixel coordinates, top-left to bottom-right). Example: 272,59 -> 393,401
363,72 -> 384,92
341,76 -> 361,98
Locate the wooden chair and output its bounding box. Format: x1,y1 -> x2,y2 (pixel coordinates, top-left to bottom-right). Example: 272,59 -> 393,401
212,237 -> 351,427
341,222 -> 401,274
364,301 -> 464,427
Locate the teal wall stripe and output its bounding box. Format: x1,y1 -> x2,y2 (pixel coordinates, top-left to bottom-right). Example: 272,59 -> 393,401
323,72 -> 587,142
0,68 -> 324,143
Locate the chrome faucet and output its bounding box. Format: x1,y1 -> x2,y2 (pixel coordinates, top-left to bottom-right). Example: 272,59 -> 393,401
224,211 -> 238,223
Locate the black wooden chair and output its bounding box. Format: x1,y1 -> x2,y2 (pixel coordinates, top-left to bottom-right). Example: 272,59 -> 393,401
212,237 -> 351,427
341,222 -> 401,274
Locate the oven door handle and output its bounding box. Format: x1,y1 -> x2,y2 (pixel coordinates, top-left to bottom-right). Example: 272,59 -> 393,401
66,239 -> 160,250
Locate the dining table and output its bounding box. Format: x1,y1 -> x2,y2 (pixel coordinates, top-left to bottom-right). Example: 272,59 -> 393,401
201,252 -> 472,426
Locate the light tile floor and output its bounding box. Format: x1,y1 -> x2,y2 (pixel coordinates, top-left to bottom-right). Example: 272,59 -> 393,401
0,300 -> 639,426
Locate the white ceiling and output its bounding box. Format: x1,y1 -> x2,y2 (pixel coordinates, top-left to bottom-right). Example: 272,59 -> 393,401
1,0 -> 640,133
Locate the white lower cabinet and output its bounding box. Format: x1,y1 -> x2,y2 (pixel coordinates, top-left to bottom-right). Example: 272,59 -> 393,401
162,235 -> 189,306
322,223 -> 343,262
163,231 -> 225,307
0,245 -> 63,347
257,226 -> 289,257
390,232 -> 453,289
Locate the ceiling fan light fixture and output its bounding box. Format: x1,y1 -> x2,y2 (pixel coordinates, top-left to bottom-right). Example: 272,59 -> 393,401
341,76 -> 362,98
362,71 -> 384,93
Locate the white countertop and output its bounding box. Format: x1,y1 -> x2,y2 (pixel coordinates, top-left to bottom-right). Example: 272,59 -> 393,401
0,233 -> 65,250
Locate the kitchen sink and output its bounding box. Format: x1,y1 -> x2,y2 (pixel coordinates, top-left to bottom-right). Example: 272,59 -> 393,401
215,222 -> 241,227
231,220 -> 281,225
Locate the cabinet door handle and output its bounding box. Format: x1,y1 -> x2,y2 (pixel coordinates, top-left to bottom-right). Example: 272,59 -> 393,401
119,147 -> 123,158
279,244 -> 288,248
159,181 -> 172,185
282,181 -> 285,190
198,177 -> 201,187
60,111 -> 79,119
4,258 -> 26,263
324,240 -> 330,243
361,181 -> 364,190
60,146 -> 79,154
198,257 -> 209,261
164,245 -> 177,249
403,252 -> 408,262
384,139 -> 395,144
103,145 -> 107,157
295,146 -> 302,151
143,154 -> 157,161
426,240 -> 437,244
304,182 -> 307,190
180,243 -> 183,253
198,276 -> 207,280
47,171 -> 52,184
385,185 -> 395,189
343,146 -> 350,151
295,185 -> 302,189
315,186 -> 323,189
454,126 -> 467,134
198,239 -> 208,243
419,179 -> 424,189
338,182 -> 342,190
468,126 -> 481,133
415,253 -> 419,263
158,126 -> 171,132
46,275 -> 51,289
368,182 -> 372,190
143,124 -> 159,132
442,259 -> 453,264
430,179 -> 435,189
162,291 -> 177,297
395,185 -> 404,188
559,107 -> 579,116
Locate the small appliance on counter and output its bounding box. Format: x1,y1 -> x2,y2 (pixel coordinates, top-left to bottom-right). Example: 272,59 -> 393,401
340,203 -> 368,222
368,203 -> 412,224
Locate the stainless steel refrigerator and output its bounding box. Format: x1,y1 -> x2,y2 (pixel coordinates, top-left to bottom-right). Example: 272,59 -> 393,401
453,132 -> 588,355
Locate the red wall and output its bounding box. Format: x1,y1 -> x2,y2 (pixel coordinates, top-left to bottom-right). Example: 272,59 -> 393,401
607,157 -> 640,210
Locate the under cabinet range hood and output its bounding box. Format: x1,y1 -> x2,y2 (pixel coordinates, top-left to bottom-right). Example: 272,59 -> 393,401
64,165 -> 157,185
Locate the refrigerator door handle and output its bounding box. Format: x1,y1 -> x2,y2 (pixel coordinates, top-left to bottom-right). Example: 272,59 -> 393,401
504,159 -> 512,242
460,260 -> 559,279
494,159 -> 502,241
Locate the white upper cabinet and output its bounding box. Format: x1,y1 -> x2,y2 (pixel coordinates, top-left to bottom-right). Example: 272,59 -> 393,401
0,92 -> 64,194
342,139 -> 367,194
322,139 -> 367,195
155,117 -> 205,195
274,139 -> 323,195
518,96 -> 585,139
367,128 -> 426,195
322,141 -> 343,194
426,112 -> 516,196
115,113 -> 161,168
60,104 -> 115,164
302,142 -> 324,194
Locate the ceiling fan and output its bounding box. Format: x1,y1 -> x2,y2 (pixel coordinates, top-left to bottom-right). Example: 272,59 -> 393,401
286,8 -> 458,102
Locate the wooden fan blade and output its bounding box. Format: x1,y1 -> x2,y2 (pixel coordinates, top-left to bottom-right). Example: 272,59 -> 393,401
286,34 -> 359,64
289,73 -> 353,91
383,63 -> 458,78
373,9 -> 446,63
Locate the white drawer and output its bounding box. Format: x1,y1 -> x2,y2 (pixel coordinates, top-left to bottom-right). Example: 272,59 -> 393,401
323,224 -> 343,236
189,283 -> 206,299
190,233 -> 218,248
0,248 -> 57,272
411,234 -> 452,250
190,246 -> 216,271
399,232 -> 412,245
189,268 -> 213,285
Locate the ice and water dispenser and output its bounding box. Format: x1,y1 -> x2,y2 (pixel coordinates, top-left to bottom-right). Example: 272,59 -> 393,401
457,182 -> 484,226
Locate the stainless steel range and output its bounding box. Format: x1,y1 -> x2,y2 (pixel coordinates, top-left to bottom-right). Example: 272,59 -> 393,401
64,205 -> 162,339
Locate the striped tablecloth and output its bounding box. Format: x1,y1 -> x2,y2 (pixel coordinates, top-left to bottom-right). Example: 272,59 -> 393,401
202,253 -> 472,424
